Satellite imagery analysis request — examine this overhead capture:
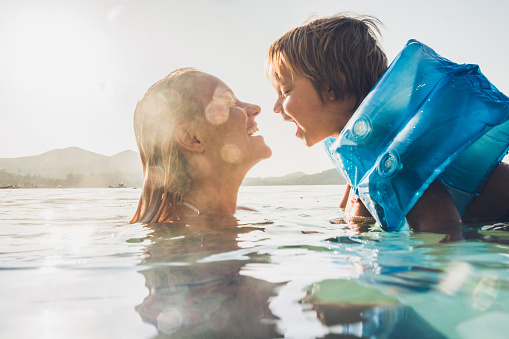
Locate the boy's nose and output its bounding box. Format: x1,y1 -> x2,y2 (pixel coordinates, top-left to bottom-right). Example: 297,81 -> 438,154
273,98 -> 282,114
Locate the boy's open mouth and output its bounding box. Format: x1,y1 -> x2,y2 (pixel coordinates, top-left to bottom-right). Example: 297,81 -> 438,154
285,118 -> 300,136
279,112 -> 302,137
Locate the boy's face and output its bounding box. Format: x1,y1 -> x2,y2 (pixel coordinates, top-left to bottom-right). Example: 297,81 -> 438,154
270,69 -> 356,147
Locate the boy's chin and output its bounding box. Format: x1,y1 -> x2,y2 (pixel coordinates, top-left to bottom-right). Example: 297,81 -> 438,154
301,136 -> 320,147
298,130 -> 329,147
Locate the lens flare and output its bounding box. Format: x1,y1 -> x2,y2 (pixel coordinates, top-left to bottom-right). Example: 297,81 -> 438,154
221,144 -> 242,164
157,307 -> 183,334
472,276 -> 499,311
438,262 -> 473,295
205,88 -> 234,125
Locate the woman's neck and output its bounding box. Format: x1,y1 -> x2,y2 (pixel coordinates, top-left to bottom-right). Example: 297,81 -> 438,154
183,174 -> 243,215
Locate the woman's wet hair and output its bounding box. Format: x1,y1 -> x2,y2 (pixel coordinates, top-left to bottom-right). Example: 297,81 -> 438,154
266,14 -> 388,107
130,68 -> 205,223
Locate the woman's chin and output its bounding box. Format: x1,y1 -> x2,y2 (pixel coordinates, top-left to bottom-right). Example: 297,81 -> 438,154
256,140 -> 272,160
245,146 -> 272,168
248,135 -> 272,159
262,146 -> 272,159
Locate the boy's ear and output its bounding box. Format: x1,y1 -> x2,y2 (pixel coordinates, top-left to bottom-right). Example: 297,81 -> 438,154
326,86 -> 337,101
174,124 -> 205,153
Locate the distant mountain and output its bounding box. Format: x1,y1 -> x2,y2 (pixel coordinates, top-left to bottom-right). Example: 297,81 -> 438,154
0,147 -> 141,178
0,147 -> 99,177
0,147 -> 143,187
77,150 -> 142,176
0,147 -> 346,187
242,168 -> 346,186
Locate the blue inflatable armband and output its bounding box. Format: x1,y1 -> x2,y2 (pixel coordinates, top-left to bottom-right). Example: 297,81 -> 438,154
324,40 -> 509,231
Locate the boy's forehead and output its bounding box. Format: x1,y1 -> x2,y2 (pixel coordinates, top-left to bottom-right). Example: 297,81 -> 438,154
270,65 -> 293,85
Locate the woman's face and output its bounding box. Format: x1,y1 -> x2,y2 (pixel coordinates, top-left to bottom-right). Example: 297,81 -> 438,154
195,74 -> 272,167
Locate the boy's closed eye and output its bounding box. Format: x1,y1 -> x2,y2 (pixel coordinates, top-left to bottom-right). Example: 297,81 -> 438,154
280,88 -> 291,97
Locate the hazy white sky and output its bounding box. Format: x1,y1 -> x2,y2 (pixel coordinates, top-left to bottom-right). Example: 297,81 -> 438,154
1,0 -> 508,177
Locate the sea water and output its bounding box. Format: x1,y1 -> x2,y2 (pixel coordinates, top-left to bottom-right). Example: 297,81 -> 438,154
1,186 -> 509,338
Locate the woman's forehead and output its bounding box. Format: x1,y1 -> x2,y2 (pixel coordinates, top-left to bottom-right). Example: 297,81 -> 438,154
195,74 -> 235,101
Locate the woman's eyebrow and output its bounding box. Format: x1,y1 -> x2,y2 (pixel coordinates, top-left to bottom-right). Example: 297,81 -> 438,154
225,89 -> 237,101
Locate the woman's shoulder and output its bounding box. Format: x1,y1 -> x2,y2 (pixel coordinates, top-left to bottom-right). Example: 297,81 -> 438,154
236,205 -> 258,212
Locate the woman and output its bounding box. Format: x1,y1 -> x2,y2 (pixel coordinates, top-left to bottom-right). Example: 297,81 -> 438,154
129,68 -> 271,223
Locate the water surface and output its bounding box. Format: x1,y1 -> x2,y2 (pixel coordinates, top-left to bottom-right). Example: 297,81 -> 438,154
1,186 -> 509,338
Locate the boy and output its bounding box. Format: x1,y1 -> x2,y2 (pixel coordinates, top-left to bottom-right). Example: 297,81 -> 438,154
266,14 -> 509,232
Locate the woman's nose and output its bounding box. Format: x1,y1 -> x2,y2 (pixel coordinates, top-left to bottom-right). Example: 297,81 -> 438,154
243,102 -> 261,117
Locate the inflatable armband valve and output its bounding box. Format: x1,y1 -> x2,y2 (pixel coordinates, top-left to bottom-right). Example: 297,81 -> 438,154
324,40 -> 509,231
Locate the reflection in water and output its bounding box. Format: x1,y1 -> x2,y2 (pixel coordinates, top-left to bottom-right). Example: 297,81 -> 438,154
134,215 -> 454,338
300,280 -> 446,338
135,215 -> 281,337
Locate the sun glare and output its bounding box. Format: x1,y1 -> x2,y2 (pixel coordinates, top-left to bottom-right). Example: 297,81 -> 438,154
3,6 -> 111,97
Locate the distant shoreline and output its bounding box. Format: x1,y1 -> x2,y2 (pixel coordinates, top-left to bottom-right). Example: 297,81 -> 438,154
0,147 -> 347,188
0,170 -> 346,188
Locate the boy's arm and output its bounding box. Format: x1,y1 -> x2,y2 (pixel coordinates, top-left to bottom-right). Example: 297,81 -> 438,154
406,180 -> 461,232
339,184 -> 351,209
335,184 -> 375,225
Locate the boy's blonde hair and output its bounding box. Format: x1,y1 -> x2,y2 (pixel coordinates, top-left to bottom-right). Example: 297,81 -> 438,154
267,14 -> 388,107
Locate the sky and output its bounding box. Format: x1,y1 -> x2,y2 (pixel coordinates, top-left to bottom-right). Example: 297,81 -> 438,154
1,0 -> 509,177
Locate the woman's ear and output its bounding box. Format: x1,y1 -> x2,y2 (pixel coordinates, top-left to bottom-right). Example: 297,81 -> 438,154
174,124 -> 205,153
